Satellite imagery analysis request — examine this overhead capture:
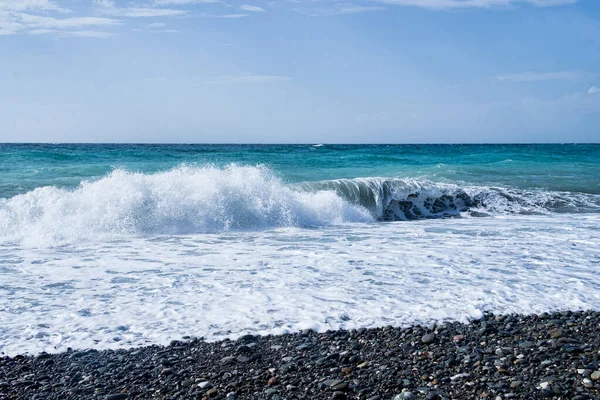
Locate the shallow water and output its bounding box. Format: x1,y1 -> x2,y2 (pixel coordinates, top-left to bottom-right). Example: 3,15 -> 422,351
1,215 -> 599,355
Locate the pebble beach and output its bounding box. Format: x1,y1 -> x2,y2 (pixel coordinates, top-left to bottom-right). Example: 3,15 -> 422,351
2,310 -> 600,400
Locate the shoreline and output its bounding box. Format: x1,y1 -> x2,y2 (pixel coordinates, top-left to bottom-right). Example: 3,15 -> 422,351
2,311 -> 600,399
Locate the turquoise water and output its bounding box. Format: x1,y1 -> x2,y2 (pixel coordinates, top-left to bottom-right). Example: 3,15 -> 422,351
2,143 -> 600,355
1,144 -> 599,198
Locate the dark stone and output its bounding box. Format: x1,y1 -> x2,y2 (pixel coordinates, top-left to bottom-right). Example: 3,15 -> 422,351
237,334 -> 257,342
421,333 -> 435,344
105,395 -> 128,400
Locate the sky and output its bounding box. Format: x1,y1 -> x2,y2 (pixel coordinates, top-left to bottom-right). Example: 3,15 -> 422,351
0,0 -> 599,143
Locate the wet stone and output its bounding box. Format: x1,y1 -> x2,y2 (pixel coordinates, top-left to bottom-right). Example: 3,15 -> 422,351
548,328 -> 563,338
421,333 -> 436,344
105,394 -> 128,400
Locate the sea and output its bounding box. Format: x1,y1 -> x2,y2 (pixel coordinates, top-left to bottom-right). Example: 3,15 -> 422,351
1,143 -> 599,356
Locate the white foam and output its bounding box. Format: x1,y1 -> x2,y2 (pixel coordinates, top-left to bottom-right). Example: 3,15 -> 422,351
0,165 -> 372,246
2,166 -> 599,248
1,213 -> 599,356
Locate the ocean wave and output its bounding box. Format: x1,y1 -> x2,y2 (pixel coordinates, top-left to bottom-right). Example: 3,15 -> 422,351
1,165 -> 599,245
300,178 -> 600,220
0,165 -> 372,245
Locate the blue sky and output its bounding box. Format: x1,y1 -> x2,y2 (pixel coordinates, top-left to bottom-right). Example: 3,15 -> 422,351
1,0 -> 599,143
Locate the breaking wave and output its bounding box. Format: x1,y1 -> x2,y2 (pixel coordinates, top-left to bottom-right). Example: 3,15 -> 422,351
1,165 -> 599,245
299,178 -> 600,221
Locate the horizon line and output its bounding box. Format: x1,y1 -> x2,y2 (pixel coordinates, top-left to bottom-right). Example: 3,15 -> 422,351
1,142 -> 599,145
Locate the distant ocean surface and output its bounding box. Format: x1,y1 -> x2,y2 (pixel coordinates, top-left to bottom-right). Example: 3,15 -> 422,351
1,143 -> 600,355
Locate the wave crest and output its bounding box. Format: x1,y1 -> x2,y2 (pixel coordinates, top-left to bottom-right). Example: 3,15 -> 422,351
1,165 -> 599,245
0,165 -> 372,245
300,178 -> 600,221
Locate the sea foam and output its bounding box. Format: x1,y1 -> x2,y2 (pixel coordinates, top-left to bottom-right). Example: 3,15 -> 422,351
1,164 -> 599,246
0,165 -> 372,246
1,214 -> 599,356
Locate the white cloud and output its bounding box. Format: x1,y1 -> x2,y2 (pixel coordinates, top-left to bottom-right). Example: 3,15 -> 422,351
153,0 -> 218,5
240,5 -> 265,12
28,28 -> 115,37
0,11 -> 24,34
1,0 -> 195,37
589,86 -> 600,94
335,5 -> 384,14
294,3 -> 383,16
0,9 -> 119,35
0,0 -> 67,12
0,0 -> 123,37
494,71 -> 588,82
145,22 -> 167,28
17,13 -> 119,29
68,30 -> 115,37
133,22 -> 180,33
218,13 -> 249,18
95,0 -> 186,18
373,0 -> 576,9
203,74 -> 292,84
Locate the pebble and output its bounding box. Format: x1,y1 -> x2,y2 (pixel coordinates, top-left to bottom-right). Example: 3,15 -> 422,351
237,334 -> 256,342
393,391 -> 415,400
591,371 -> 600,381
421,333 -> 436,344
105,395 -> 128,400
236,355 -> 251,363
548,328 -> 563,338
236,345 -> 252,354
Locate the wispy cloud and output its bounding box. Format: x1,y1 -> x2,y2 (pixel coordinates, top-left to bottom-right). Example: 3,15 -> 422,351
152,0 -> 219,5
335,4 -> 384,14
94,0 -> 186,18
294,3 -> 383,16
145,22 -> 167,28
29,29 -> 115,38
202,74 -> 292,84
0,0 -> 68,12
494,71 -> 589,82
131,22 -> 180,33
240,5 -> 265,12
373,0 -> 576,10
217,13 -> 248,18
17,13 -> 119,29
589,86 -> 600,94
0,9 -> 119,35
